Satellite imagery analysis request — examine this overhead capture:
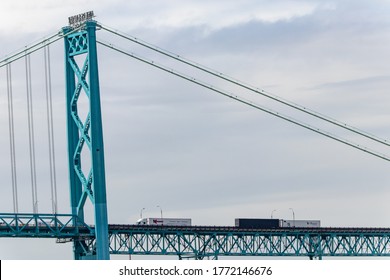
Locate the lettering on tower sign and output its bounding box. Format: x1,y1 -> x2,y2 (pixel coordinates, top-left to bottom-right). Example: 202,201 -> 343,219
68,11 -> 95,27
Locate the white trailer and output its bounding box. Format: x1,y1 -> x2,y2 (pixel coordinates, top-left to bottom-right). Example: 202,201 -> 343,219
136,218 -> 191,226
282,220 -> 321,228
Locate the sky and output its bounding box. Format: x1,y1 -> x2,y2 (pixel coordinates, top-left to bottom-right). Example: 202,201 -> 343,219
0,0 -> 390,259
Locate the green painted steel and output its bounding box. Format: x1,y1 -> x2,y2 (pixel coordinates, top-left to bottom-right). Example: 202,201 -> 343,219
1,215 -> 390,258
0,213 -> 94,238
63,21 -> 109,260
107,226 -> 390,259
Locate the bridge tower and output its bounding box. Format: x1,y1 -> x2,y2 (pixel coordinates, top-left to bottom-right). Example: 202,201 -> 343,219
63,20 -> 109,260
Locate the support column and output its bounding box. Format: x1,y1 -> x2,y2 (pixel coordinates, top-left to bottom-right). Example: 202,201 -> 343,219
63,21 -> 109,260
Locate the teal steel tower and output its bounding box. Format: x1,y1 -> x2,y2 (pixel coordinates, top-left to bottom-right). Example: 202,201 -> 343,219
63,21 -> 109,260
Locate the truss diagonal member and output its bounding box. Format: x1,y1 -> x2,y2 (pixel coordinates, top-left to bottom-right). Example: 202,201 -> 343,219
69,57 -> 90,97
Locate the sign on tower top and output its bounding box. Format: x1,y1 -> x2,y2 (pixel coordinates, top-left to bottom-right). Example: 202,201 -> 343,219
68,11 -> 95,27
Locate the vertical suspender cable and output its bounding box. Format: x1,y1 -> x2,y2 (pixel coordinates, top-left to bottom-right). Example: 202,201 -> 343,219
25,54 -> 38,214
6,64 -> 18,213
44,45 -> 58,214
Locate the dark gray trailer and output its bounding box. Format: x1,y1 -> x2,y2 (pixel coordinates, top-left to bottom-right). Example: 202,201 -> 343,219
235,218 -> 282,229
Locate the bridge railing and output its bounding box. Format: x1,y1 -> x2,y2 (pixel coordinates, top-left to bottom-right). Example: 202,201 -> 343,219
0,213 -> 94,238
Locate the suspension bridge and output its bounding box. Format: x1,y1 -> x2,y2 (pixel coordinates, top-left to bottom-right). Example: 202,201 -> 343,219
0,14 -> 389,260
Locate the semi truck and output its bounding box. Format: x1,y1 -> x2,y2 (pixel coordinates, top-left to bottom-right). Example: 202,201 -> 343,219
282,219 -> 320,228
235,218 -> 320,229
136,218 -> 191,226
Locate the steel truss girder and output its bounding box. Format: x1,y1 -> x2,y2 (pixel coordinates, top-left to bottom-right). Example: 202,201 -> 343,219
2,219 -> 389,259
108,230 -> 390,258
0,212 -> 97,259
0,213 -> 94,238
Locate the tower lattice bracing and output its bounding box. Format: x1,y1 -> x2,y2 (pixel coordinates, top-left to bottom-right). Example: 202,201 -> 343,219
63,21 -> 109,260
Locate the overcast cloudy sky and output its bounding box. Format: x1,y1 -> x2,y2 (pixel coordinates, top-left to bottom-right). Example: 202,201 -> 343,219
1,0 -> 390,259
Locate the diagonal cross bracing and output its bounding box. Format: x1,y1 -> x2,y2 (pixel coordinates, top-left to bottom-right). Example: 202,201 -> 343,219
107,226 -> 390,258
63,21 -> 109,260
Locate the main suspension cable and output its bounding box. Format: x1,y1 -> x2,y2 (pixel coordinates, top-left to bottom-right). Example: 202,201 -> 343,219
25,54 -> 38,214
98,40 -> 390,162
0,26 -> 83,68
98,23 -> 390,147
6,63 -> 19,213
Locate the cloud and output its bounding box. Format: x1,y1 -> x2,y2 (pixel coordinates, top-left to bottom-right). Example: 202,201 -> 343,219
101,0 -> 321,30
1,0 -> 390,259
0,0 -> 322,36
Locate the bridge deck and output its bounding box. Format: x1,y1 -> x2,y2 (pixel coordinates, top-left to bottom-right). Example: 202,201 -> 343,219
1,214 -> 389,258
109,224 -> 390,234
